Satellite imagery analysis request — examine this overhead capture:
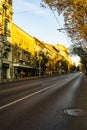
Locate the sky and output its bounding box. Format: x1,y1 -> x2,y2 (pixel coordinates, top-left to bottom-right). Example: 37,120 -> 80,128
12,0 -> 73,47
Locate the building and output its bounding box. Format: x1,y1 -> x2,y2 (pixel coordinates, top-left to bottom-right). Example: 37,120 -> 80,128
44,43 -> 64,74
12,23 -> 36,78
0,0 -> 13,81
0,0 -> 71,82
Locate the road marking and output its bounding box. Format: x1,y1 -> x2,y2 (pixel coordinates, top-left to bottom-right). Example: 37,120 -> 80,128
0,75 -> 78,110
0,81 -> 44,93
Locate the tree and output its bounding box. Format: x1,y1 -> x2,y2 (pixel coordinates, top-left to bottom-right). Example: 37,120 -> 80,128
40,52 -> 49,75
41,0 -> 87,43
61,59 -> 68,72
34,51 -> 49,75
70,43 -> 87,64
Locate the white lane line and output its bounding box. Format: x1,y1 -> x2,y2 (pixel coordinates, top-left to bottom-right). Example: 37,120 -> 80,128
0,77 -> 73,110
0,81 -> 44,93
0,81 -> 63,110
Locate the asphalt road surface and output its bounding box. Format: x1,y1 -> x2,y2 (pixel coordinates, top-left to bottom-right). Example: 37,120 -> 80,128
0,73 -> 87,130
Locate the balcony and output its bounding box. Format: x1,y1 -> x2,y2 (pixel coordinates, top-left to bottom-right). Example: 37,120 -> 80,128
5,28 -> 11,37
4,2 -> 9,9
5,14 -> 10,22
9,10 -> 13,15
3,41 -> 11,47
0,22 -> 2,31
4,46 -> 11,52
0,7 -> 2,15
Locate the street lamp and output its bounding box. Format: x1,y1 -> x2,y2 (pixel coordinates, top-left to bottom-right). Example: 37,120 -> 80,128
39,59 -> 41,77
39,53 -> 42,77
0,40 -> 3,82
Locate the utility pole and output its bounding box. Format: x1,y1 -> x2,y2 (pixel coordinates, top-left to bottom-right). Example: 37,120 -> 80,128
0,38 -> 3,82
39,53 -> 42,77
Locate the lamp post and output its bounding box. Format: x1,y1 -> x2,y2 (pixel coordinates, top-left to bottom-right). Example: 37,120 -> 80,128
39,59 -> 41,77
39,53 -> 42,77
0,38 -> 3,82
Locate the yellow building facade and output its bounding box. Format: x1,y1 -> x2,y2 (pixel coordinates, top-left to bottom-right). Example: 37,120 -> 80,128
0,0 -> 13,81
12,24 -> 36,78
12,23 -> 35,56
0,0 -> 71,82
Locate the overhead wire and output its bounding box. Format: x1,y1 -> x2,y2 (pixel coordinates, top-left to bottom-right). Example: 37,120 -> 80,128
51,9 -> 72,46
13,9 -> 45,14
44,0 -> 72,46
13,1 -> 72,46
50,8 -> 62,29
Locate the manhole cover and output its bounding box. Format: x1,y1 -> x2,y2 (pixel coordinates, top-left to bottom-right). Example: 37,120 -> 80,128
64,109 -> 85,116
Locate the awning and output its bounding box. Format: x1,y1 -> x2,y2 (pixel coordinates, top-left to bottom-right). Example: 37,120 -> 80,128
13,63 -> 32,68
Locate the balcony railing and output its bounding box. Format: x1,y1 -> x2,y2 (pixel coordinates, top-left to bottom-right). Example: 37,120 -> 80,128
4,2 -> 9,9
5,28 -> 11,37
4,46 -> 11,52
0,7 -> 2,15
0,22 -> 2,31
3,41 -> 11,47
5,14 -> 10,22
9,10 -> 13,15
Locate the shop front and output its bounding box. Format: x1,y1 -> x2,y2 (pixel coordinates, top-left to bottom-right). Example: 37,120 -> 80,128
2,63 -> 9,79
13,63 -> 37,79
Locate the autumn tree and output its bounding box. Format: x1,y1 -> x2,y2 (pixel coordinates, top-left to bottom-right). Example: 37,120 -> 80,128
41,0 -> 87,43
70,42 -> 87,65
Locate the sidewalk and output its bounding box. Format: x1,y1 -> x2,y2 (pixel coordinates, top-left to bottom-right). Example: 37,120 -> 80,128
0,74 -> 56,88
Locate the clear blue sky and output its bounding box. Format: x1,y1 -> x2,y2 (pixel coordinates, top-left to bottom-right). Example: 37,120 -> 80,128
13,0 -> 72,47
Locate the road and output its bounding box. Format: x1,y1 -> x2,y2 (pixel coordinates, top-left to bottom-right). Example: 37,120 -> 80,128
0,73 -> 87,130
